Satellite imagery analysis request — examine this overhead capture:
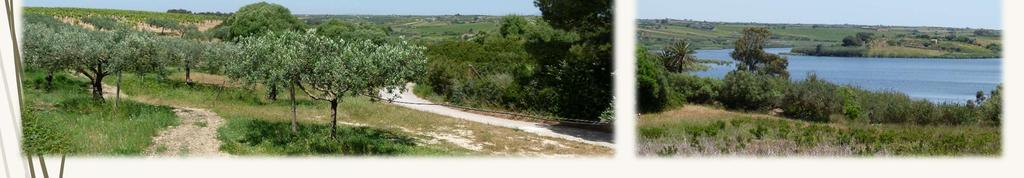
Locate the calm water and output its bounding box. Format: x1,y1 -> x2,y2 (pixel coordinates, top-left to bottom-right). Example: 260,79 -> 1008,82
693,48 -> 1002,103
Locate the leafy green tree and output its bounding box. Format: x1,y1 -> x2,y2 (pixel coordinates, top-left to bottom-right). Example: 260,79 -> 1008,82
112,31 -> 167,104
231,31 -> 307,133
531,0 -> 613,120
299,35 -> 426,138
499,15 -> 530,38
22,24 -> 66,90
731,27 -> 788,78
534,0 -> 612,39
219,2 -> 303,41
636,45 -> 672,113
145,17 -> 184,34
661,40 -> 706,73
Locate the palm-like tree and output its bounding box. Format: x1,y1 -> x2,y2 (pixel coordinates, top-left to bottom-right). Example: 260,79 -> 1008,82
661,40 -> 705,73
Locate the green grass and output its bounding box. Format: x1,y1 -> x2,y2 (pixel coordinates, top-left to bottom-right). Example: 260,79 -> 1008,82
218,118 -> 457,156
119,71 -> 611,156
20,69 -> 179,155
638,106 -> 1001,157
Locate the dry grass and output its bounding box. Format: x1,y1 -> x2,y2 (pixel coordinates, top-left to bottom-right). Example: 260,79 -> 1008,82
638,105 -> 1001,157
119,72 -> 612,157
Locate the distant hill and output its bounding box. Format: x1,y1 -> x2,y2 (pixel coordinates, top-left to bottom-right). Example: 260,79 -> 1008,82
638,19 -> 1001,58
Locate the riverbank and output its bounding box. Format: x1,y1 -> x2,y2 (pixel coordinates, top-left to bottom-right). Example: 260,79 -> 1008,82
638,105 -> 1001,157
790,46 -> 1001,59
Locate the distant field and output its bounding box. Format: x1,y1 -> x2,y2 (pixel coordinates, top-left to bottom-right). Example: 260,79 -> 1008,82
638,19 -> 1001,58
638,105 -> 1001,157
301,14 -> 532,42
25,7 -> 223,23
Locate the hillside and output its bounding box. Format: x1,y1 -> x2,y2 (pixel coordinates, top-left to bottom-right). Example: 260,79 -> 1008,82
637,19 -> 1001,58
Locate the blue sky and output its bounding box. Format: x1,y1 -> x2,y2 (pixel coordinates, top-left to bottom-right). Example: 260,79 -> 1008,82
24,0 -> 541,16
639,0 -> 1002,29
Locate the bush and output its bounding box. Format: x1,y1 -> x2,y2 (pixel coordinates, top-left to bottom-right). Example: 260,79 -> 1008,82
637,46 -> 674,113
718,71 -> 786,111
979,86 -> 1002,126
666,74 -> 722,104
780,73 -> 841,122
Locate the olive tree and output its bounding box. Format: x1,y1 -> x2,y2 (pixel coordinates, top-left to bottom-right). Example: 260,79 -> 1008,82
112,31 -> 167,104
145,17 -> 183,34
59,29 -> 119,100
230,31 -> 306,133
22,24 -> 67,90
299,36 -> 426,138
217,2 -> 303,100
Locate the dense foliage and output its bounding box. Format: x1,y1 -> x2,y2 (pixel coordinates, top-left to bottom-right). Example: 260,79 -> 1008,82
217,2 -> 304,41
417,0 -> 613,122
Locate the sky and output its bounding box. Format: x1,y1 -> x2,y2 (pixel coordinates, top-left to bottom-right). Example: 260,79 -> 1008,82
24,0 -> 541,16
639,0 -> 1002,29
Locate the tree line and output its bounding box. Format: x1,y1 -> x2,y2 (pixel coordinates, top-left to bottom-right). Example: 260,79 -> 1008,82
22,2 -> 425,138
638,27 -> 1002,126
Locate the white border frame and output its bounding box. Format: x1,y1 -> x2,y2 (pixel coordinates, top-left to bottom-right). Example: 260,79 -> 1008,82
1,0 -> 25,177
3,0 -> 1023,178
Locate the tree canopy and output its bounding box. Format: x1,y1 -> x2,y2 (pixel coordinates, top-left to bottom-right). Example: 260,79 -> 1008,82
218,2 -> 303,41
730,27 -> 788,78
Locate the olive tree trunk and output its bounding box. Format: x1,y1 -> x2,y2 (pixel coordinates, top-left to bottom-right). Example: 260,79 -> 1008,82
44,70 -> 53,91
330,99 -> 339,139
185,59 -> 193,86
267,85 -> 278,101
115,71 -> 122,108
289,83 -> 298,133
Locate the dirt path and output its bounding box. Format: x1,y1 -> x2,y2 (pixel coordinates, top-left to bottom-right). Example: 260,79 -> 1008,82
143,107 -> 227,157
379,83 -> 614,148
93,83 -> 227,157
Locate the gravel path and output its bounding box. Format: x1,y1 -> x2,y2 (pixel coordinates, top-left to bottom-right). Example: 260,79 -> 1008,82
143,107 -> 227,157
379,83 -> 614,148
93,83 -> 227,157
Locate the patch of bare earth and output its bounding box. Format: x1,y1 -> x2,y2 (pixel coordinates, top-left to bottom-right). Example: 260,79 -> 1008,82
89,80 -> 227,157
56,16 -> 97,30
144,107 -> 227,157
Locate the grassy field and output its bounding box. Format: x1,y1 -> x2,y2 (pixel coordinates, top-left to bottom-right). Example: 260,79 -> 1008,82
25,7 -> 223,23
638,19 -> 1001,58
301,14 -> 513,42
20,69 -> 179,155
113,71 -> 611,157
638,105 -> 1001,157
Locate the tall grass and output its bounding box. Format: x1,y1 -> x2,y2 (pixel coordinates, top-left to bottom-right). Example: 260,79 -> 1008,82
639,113 -> 1000,156
20,69 -> 178,155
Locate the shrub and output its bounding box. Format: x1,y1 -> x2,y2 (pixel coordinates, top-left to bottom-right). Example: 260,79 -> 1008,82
780,73 -> 841,122
839,87 -> 864,122
666,73 -> 722,104
979,86 -> 1002,126
637,46 -> 674,113
718,71 -> 786,111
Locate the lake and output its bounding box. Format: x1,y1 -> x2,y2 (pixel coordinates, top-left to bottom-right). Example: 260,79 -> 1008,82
693,48 -> 1002,103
